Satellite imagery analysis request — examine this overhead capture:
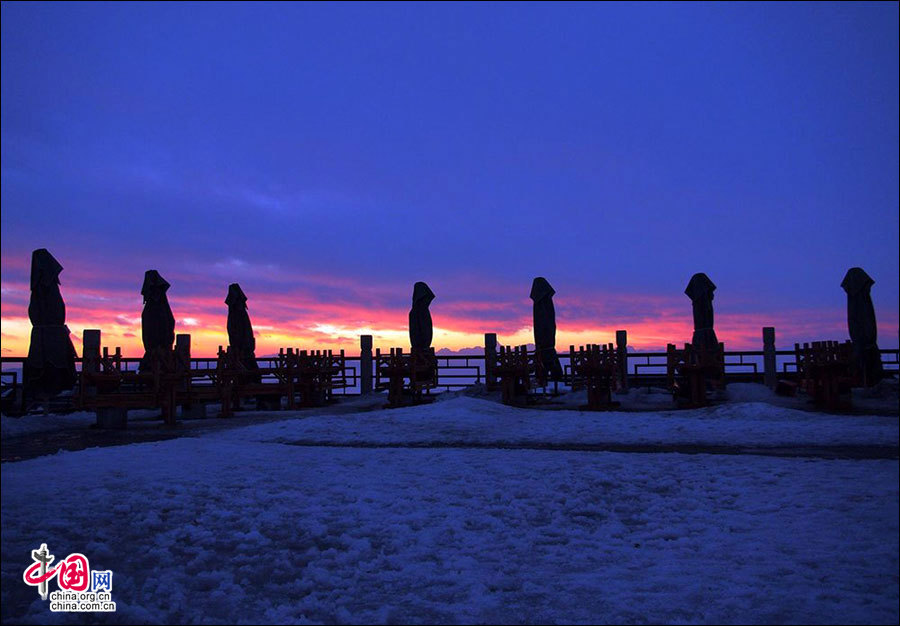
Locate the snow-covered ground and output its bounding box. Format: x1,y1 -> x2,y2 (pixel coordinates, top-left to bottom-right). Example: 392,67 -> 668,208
1,410 -> 97,438
211,391 -> 900,450
1,408 -> 188,439
2,394 -> 898,624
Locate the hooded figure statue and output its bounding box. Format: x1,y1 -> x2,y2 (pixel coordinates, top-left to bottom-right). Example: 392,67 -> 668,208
25,249 -> 77,396
841,267 -> 883,386
226,283 -> 260,376
139,270 -> 176,372
409,281 -> 435,352
684,273 -> 719,351
530,277 -> 563,380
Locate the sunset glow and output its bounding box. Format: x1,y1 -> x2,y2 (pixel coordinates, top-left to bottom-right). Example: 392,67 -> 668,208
3,256 -> 894,357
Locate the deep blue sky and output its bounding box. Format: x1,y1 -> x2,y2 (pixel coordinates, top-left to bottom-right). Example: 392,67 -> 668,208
2,2 -> 898,352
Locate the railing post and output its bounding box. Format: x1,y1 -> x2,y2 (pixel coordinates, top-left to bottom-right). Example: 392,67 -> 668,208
162,334 -> 189,424
175,333 -> 205,418
81,330 -> 101,408
484,333 -> 497,390
615,329 -> 628,392
82,328 -> 122,428
360,335 -> 373,394
82,329 -> 101,376
92,327 -> 126,428
666,343 -> 677,391
763,327 -> 776,389
175,334 -> 191,362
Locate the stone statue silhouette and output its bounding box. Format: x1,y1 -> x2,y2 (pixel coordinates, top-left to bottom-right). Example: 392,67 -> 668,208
139,270 -> 176,372
841,267 -> 883,386
25,249 -> 77,396
531,277 -> 563,380
409,281 -> 435,351
684,273 -> 719,352
226,283 -> 260,379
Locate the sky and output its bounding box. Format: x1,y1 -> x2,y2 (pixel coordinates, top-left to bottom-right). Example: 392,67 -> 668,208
2,1 -> 898,356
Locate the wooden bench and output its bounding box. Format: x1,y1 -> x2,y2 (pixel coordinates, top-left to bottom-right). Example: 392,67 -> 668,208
78,346 -> 188,426
213,346 -> 293,416
375,347 -> 438,408
569,343 -> 620,410
794,341 -> 853,410
281,348 -> 347,407
493,345 -> 535,406
667,342 -> 725,407
78,343 -> 351,422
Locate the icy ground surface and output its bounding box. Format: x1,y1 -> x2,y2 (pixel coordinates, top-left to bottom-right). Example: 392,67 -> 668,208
2,396 -> 898,624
